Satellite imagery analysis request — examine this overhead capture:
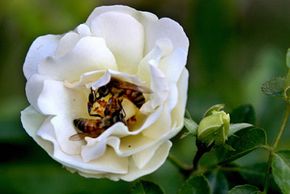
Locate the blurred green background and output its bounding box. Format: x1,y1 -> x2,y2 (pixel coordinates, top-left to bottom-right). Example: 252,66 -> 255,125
1,0 -> 290,193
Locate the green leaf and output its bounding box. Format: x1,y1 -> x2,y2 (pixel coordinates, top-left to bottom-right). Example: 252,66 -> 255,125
184,118 -> 198,136
272,150 -> 290,194
228,123 -> 252,136
181,110 -> 198,139
217,127 -> 266,164
239,163 -> 280,193
228,185 -> 260,194
206,171 -> 228,194
231,105 -> 256,125
239,163 -> 267,187
261,77 -> 285,97
131,180 -> 164,194
178,175 -> 211,194
185,109 -> 193,119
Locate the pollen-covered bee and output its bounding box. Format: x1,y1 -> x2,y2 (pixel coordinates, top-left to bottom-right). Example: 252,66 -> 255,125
70,97 -> 126,140
70,77 -> 150,140
94,78 -> 150,109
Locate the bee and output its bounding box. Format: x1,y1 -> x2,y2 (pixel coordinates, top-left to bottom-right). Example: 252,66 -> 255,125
70,77 -> 150,141
70,118 -> 105,140
70,97 -> 126,140
95,78 -> 150,107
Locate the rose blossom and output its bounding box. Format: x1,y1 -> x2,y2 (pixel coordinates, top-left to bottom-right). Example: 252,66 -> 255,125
21,5 -> 189,181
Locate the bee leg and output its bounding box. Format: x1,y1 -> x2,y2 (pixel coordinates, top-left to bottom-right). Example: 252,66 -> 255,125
88,87 -> 96,114
89,113 -> 102,117
118,99 -> 127,124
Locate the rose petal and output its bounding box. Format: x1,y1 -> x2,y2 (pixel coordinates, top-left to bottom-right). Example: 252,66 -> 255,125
121,141 -> 172,181
86,5 -> 158,35
38,36 -> 117,81
142,106 -> 171,139
167,82 -> 178,112
20,106 -> 52,151
25,74 -> 47,113
35,115 -> 129,174
170,69 -> 189,136
132,142 -> 163,169
81,138 -> 108,162
50,115 -> 83,155
89,12 -> 144,74
159,48 -> 188,83
76,24 -> 92,37
137,38 -> 173,85
54,147 -> 128,174
63,70 -> 106,89
80,122 -> 128,162
55,31 -> 80,57
145,18 -> 189,54
36,79 -> 87,116
140,65 -> 169,113
23,35 -> 61,80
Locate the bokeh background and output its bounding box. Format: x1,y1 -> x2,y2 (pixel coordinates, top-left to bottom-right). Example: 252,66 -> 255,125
1,0 -> 290,193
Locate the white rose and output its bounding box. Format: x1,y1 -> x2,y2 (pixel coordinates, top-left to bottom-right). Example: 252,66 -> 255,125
21,5 -> 189,181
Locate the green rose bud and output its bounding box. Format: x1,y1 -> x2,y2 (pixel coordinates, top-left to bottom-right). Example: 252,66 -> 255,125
197,106 -> 230,146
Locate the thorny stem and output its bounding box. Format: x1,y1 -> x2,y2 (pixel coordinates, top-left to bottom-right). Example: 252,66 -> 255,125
263,104 -> 290,194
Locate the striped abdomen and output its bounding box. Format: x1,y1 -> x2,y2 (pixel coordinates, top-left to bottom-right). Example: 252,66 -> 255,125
123,89 -> 145,108
73,118 -> 105,138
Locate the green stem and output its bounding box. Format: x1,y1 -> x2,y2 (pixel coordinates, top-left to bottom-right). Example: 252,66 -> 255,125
168,141 -> 214,178
272,105 -> 290,150
192,141 -> 214,171
168,154 -> 193,177
263,104 -> 290,193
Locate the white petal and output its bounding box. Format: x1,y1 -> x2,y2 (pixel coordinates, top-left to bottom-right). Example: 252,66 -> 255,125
140,65 -> 169,113
34,115 -> 128,174
170,69 -> 189,136
20,106 -> 53,152
142,106 -> 171,139
25,74 -> 47,113
88,69 -> 148,90
51,145 -> 128,174
50,115 -> 82,155
38,36 -> 117,81
23,35 -> 61,80
81,138 -> 108,162
80,122 -> 129,162
86,5 -> 158,31
167,82 -> 178,112
63,70 -> 106,89
137,38 -> 173,85
121,141 -> 172,181
110,135 -> 154,156
76,24 -> 91,36
55,31 -> 80,57
132,142 -> 163,169
159,48 -> 188,83
37,79 -> 87,116
90,12 -> 144,74
145,18 -> 189,54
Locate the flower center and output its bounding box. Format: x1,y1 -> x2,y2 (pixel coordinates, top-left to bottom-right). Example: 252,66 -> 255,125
70,77 -> 147,141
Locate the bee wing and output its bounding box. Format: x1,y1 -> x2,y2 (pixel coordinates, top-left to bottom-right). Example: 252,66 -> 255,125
69,133 -> 89,141
110,78 -> 152,93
